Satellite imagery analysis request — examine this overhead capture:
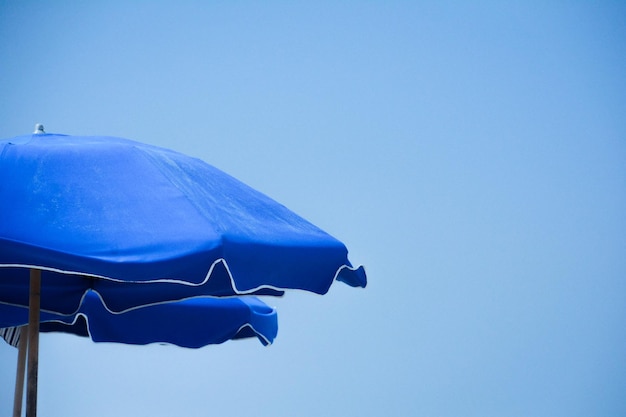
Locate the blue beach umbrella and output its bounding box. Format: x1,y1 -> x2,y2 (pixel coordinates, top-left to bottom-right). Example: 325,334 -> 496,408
1,292 -> 278,348
0,127 -> 366,312
0,125 -> 366,417
1,293 -> 277,417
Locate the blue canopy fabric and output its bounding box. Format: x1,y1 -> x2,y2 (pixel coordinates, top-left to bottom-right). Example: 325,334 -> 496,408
0,291 -> 277,347
1,129 -> 365,417
0,132 -> 366,314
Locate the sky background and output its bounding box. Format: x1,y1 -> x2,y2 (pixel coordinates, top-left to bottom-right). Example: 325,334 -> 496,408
1,2 -> 625,416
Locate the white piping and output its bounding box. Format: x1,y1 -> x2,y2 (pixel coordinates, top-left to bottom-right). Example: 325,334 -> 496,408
0,258 -> 364,296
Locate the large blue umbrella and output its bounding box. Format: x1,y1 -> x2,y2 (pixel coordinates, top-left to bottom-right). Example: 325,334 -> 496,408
0,129 -> 366,310
0,126 -> 366,417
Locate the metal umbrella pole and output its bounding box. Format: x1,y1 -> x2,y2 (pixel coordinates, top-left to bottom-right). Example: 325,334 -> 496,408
12,325 -> 28,417
26,269 -> 41,417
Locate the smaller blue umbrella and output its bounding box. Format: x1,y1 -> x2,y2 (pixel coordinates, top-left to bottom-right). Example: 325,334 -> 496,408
0,291 -> 278,347
1,292 -> 277,417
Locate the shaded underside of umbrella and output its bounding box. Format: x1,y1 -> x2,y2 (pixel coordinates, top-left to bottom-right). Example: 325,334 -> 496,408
0,291 -> 278,347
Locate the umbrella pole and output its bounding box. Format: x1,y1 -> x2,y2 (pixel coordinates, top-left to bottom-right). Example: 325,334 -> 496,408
13,325 -> 28,417
26,269 -> 41,417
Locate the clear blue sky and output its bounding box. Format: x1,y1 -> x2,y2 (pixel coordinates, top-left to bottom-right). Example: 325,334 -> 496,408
1,2 -> 625,416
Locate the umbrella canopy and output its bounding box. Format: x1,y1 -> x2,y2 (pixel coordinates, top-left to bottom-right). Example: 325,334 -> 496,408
0,292 -> 278,347
0,130 -> 366,315
0,127 -> 366,417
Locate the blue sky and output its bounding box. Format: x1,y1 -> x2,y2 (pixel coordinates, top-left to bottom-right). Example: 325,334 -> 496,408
1,2 -> 625,416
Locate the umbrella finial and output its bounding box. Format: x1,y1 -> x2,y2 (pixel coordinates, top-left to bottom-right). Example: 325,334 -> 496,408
33,124 -> 45,134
